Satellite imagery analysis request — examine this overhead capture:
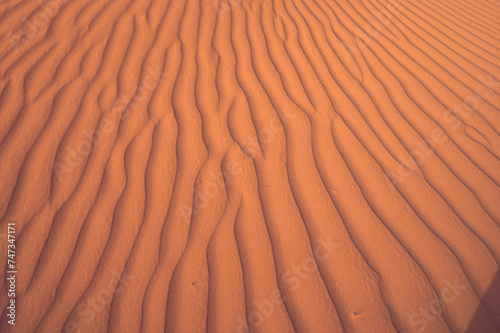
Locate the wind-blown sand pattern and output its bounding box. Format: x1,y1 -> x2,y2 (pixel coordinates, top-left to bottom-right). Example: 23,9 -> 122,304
0,0 -> 499,331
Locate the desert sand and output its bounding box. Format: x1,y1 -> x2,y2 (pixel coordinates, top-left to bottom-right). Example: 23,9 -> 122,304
0,0 -> 499,332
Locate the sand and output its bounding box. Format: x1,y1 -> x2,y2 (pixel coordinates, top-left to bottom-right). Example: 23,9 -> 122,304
0,0 -> 499,332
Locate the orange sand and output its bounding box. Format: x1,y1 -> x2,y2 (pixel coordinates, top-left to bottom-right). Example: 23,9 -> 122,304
0,0 -> 499,332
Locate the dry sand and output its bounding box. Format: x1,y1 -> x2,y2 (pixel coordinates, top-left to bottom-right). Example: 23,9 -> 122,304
0,0 -> 499,332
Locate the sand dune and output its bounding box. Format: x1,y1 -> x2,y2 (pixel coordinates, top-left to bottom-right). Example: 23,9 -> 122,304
0,0 -> 499,332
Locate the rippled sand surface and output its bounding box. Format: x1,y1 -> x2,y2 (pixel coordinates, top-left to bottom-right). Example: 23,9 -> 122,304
0,0 -> 499,332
